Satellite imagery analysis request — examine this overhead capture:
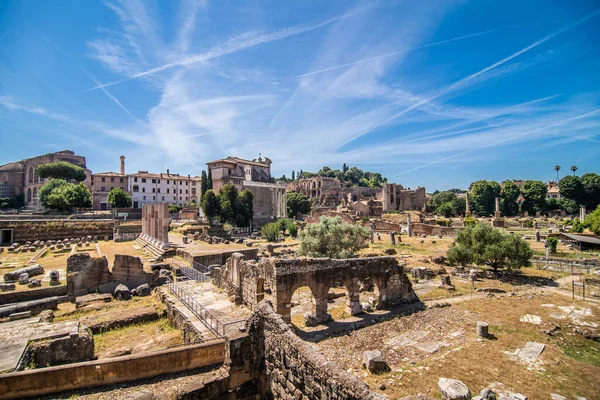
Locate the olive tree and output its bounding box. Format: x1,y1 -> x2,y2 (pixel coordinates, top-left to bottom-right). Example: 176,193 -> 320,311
299,216 -> 369,259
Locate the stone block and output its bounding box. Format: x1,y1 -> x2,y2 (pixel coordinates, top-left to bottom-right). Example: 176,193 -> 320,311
114,284 -> 132,301
438,378 -> 471,400
0,283 -> 16,291
362,350 -> 389,374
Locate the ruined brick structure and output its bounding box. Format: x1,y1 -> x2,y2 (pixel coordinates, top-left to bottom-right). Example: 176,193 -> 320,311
0,220 -> 113,245
246,300 -> 386,400
141,203 -> 169,248
66,253 -> 158,300
213,255 -> 417,324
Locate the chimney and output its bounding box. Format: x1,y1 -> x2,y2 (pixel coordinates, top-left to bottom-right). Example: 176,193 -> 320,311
120,155 -> 125,175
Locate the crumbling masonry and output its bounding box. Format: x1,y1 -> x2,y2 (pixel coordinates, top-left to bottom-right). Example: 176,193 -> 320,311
213,255 -> 417,324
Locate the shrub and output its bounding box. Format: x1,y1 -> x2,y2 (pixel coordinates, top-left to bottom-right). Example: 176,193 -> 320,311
299,216 -> 369,259
261,222 -> 280,242
436,219 -> 451,227
463,216 -> 477,227
570,220 -> 584,233
447,223 -> 533,272
547,237 -> 558,253
288,222 -> 298,238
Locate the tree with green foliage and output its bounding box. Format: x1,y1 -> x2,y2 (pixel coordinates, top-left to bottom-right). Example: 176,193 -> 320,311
426,191 -> 456,213
435,202 -> 453,218
200,170 -> 209,196
236,189 -> 254,227
451,197 -> 466,217
581,173 -> 600,210
583,205 -> 600,236
39,179 -> 71,210
261,222 -> 280,242
168,204 -> 183,214
298,216 -> 369,259
570,219 -> 585,233
107,188 -> 132,208
547,237 -> 558,253
36,162 -> 87,182
201,190 -> 220,224
0,198 -> 15,209
343,163 -> 348,173
39,179 -> 91,211
68,183 -> 92,209
447,223 -> 533,272
218,183 -> 239,224
207,168 -> 213,190
287,192 -> 311,218
521,180 -> 548,214
470,180 -> 501,216
291,171 -> 295,181
558,175 -> 584,205
558,198 -> 579,215
501,181 -> 520,216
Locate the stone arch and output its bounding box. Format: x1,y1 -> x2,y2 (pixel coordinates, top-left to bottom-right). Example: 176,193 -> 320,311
33,187 -> 38,201
28,167 -> 33,183
27,188 -> 32,202
34,170 -> 38,183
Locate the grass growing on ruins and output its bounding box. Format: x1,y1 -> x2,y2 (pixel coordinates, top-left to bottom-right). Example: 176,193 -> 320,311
93,318 -> 182,359
53,295 -> 161,322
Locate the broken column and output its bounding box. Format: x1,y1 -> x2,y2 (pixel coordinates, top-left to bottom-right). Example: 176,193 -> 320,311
477,321 -> 489,338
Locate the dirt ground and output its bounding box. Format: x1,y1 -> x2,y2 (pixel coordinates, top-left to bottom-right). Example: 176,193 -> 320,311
317,292 -> 600,399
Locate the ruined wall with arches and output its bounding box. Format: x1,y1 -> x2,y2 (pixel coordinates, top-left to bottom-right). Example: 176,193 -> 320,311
212,255 -> 418,324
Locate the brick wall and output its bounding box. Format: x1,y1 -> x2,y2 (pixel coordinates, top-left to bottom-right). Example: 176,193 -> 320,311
0,220 -> 113,243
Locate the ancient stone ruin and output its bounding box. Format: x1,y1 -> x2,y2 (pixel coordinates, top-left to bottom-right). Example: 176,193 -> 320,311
213,254 -> 418,324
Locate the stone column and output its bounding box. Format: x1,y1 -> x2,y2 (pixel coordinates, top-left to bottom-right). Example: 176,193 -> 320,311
495,197 -> 500,213
141,205 -> 146,236
580,206 -> 586,222
465,195 -> 471,216
283,189 -> 287,218
346,280 -> 362,316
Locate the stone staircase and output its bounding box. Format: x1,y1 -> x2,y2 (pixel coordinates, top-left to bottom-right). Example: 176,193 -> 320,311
134,235 -> 174,261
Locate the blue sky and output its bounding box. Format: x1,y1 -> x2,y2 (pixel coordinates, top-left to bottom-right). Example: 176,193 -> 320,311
1,0 -> 599,191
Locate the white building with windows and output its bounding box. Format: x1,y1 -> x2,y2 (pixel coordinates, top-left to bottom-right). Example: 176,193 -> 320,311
128,170 -> 201,209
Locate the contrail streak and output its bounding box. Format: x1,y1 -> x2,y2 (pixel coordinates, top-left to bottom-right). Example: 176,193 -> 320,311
396,108 -> 600,176
333,8 -> 600,150
82,69 -> 143,123
297,27 -> 508,78
83,11 -> 361,92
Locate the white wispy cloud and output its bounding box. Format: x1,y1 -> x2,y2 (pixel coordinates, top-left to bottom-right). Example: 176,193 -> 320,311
332,8 -> 600,150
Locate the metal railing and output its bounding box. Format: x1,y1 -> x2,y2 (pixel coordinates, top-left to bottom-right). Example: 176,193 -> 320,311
164,277 -> 225,338
180,265 -> 210,283
536,259 -> 599,275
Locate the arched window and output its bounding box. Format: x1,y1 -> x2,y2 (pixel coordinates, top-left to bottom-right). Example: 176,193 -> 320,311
34,171 -> 38,183
132,185 -> 139,192
27,188 -> 32,202
33,187 -> 37,200
28,167 -> 33,183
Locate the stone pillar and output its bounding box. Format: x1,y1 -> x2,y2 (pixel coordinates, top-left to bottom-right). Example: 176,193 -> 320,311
494,197 -> 501,219
465,195 -> 471,216
283,189 -> 287,218
477,321 -> 489,338
372,276 -> 389,309
346,280 -> 362,316
141,205 -> 146,236
580,206 -> 586,222
407,214 -> 412,237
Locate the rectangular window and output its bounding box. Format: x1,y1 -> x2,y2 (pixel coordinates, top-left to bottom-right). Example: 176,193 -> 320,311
167,180 -> 170,184
157,188 -> 161,193
101,187 -> 105,191
142,188 -> 145,193
110,177 -> 115,182
134,177 -> 138,182
152,188 -> 156,193
186,189 -> 188,194
152,179 -> 156,184
120,178 -> 123,183
179,189 -> 182,194
162,196 -> 165,201
157,179 -> 161,184
166,188 -> 170,193
142,178 -> 146,183
101,177 -> 105,182
143,196 -> 146,200
186,181 -> 189,186
153,196 -> 156,201
180,197 -> 182,200
173,196 -> 176,201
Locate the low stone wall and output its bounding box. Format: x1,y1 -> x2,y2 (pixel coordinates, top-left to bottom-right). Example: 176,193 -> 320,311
412,223 -> 459,237
177,248 -> 258,267
0,341 -> 226,400
0,220 -> 114,243
113,221 -> 142,242
0,286 -> 67,305
157,288 -> 204,343
246,301 -> 385,400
